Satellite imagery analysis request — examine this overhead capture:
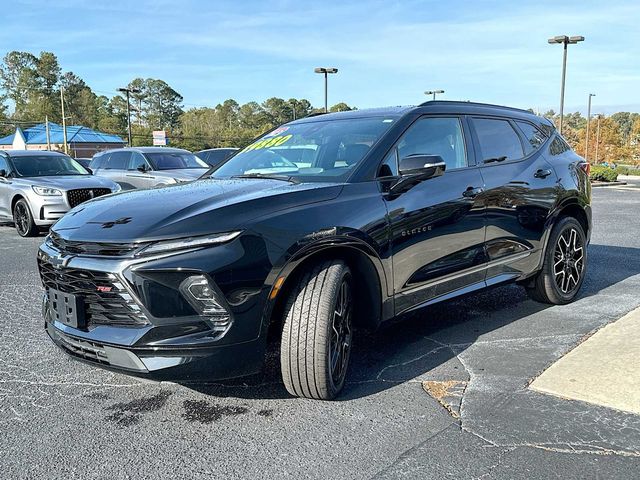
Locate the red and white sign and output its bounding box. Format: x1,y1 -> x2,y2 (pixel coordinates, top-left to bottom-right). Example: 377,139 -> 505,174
152,130 -> 167,146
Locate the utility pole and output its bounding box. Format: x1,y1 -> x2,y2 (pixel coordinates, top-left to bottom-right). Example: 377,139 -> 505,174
548,35 -> 585,135
595,114 -> 602,163
117,86 -> 141,147
585,93 -> 595,161
60,87 -> 68,154
45,116 -> 51,151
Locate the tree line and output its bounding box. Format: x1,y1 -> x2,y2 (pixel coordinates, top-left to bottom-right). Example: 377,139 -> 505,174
1,50 -> 638,164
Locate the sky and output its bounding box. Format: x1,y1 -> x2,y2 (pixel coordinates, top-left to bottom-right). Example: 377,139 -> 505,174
1,0 -> 639,115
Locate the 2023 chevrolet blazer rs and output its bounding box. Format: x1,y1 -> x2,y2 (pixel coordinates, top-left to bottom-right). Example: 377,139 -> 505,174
38,101 -> 591,400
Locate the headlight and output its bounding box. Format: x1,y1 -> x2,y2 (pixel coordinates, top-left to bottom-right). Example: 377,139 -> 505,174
32,186 -> 62,196
136,231 -> 242,256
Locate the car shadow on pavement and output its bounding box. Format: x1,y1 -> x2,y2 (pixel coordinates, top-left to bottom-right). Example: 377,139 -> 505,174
180,243 -> 640,401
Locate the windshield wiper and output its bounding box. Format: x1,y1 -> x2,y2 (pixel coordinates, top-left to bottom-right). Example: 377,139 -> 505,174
230,173 -> 300,184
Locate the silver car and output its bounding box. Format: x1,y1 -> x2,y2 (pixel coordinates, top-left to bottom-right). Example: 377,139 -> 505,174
0,150 -> 120,237
89,147 -> 210,190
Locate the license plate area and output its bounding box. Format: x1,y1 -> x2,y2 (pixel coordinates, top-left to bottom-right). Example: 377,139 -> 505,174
49,288 -> 86,329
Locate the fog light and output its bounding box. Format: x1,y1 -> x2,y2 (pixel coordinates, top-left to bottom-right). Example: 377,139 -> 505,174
179,275 -> 232,331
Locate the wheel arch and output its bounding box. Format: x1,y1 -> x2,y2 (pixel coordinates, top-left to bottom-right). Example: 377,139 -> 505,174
263,239 -> 388,341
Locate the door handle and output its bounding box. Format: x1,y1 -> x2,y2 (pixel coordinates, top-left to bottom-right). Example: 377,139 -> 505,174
463,186 -> 484,198
534,169 -> 552,179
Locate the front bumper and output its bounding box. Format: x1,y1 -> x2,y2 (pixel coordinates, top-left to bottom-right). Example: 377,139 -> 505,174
38,234 -> 272,380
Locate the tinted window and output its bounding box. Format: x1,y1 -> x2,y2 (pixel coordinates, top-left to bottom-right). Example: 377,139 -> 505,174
104,151 -> 131,170
516,121 -> 546,153
128,152 -> 148,170
472,118 -> 524,162
211,117 -> 396,182
0,156 -> 9,173
199,149 -> 236,167
550,136 -> 571,156
396,117 -> 467,170
146,152 -> 208,170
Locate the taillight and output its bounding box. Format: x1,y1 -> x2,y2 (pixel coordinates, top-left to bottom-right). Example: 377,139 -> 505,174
579,162 -> 591,176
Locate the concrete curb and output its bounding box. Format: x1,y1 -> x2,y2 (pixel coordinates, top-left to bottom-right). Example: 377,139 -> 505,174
591,181 -> 627,188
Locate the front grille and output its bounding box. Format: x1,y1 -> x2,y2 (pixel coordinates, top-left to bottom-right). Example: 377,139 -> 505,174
48,231 -> 139,257
67,188 -> 112,208
38,259 -> 149,328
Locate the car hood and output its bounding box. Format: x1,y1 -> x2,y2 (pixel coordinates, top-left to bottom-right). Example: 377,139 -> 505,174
16,175 -> 118,190
153,169 -> 209,181
52,178 -> 344,242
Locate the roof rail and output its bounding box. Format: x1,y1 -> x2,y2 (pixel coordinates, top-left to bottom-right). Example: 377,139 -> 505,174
418,100 -> 535,115
303,111 -> 328,118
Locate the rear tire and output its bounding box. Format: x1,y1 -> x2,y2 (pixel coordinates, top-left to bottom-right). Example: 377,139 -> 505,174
280,260 -> 353,400
527,216 -> 587,305
13,199 -> 38,237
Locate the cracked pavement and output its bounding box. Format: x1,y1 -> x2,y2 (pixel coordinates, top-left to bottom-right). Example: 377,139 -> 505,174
1,179 -> 640,479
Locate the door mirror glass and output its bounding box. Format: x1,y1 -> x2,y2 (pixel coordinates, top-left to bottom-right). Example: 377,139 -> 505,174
399,154 -> 446,178
0,169 -> 6,178
390,155 -> 446,195
137,164 -> 148,173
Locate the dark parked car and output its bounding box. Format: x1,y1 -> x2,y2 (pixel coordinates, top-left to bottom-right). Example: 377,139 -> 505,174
38,101 -> 591,400
196,148 -> 239,168
90,147 -> 209,190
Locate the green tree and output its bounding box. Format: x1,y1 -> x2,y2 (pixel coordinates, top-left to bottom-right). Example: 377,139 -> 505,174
329,102 -> 355,112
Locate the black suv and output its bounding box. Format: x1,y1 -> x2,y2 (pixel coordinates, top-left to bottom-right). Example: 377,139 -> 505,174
38,101 -> 591,400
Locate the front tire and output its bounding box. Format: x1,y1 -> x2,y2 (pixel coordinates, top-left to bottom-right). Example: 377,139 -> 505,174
13,199 -> 38,237
527,216 -> 587,305
280,260 -> 353,400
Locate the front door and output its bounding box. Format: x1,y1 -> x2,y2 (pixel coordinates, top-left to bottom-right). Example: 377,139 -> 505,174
383,116 -> 486,314
123,152 -> 154,189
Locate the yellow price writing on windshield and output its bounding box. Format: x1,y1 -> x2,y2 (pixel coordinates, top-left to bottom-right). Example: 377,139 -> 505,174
242,134 -> 293,152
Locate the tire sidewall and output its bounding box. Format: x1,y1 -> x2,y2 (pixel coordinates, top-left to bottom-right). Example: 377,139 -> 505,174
14,199 -> 35,237
543,217 -> 587,304
325,269 -> 353,396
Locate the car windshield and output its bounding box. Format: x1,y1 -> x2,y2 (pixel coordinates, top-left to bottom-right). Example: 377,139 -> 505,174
210,117 -> 396,182
11,154 -> 89,177
145,152 -> 208,170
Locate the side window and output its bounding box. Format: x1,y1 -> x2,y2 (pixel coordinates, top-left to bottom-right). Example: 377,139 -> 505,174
549,135 -> 571,156
105,151 -> 131,170
515,121 -> 547,154
128,152 -> 148,170
378,149 -> 398,177
0,156 -> 9,173
395,117 -> 467,171
472,118 -> 524,162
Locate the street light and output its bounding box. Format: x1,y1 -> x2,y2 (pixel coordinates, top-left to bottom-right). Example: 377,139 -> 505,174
585,93 -> 595,162
314,67 -> 338,113
117,86 -> 142,146
424,89 -> 445,100
548,35 -> 585,135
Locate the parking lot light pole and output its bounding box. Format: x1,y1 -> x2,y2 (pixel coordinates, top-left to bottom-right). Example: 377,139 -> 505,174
548,35 -> 585,135
425,89 -> 444,100
314,67 -> 338,112
117,87 -> 141,147
585,93 -> 595,162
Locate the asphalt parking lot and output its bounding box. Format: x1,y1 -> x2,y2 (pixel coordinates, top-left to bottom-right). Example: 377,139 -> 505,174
1,179 -> 640,479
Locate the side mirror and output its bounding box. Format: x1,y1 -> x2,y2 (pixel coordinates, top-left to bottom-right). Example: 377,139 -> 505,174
137,164 -> 148,173
0,169 -> 6,178
390,154 -> 446,194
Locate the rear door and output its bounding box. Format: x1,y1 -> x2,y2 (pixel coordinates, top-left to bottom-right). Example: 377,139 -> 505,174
122,152 -> 154,189
383,115 -> 487,314
469,116 -> 557,284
